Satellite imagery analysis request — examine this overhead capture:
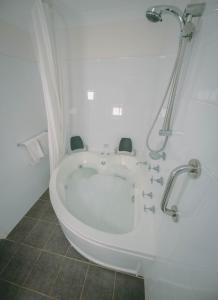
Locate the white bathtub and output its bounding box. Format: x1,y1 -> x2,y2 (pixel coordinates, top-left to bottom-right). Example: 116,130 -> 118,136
50,151 -> 155,275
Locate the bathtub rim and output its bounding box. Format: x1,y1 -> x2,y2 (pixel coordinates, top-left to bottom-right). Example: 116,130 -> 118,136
50,151 -> 155,259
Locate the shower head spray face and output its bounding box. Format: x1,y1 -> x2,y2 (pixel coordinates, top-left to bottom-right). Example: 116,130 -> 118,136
146,10 -> 162,23
145,5 -> 185,31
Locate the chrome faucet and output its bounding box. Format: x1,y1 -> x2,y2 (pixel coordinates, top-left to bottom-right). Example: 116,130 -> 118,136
148,164 -> 160,172
144,205 -> 155,213
142,191 -> 153,199
150,176 -> 164,185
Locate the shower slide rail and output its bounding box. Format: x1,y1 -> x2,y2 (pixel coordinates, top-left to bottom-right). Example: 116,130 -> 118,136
160,159 -> 201,222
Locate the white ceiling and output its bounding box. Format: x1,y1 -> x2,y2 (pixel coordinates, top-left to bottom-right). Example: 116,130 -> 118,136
0,0 -> 190,31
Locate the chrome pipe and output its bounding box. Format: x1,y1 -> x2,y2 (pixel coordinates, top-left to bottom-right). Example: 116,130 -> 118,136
146,5 -> 185,31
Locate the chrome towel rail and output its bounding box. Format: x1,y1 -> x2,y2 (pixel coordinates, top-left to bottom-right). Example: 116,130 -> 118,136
161,159 -> 201,222
17,130 -> 48,147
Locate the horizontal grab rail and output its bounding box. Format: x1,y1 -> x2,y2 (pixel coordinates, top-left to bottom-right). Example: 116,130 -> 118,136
161,159 -> 201,222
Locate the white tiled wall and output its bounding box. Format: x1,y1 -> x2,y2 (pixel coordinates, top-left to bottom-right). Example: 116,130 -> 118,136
69,55 -> 174,155
145,1 -> 218,299
0,20 -> 49,237
68,17 -> 179,155
68,1 -> 218,298
66,1 -> 218,298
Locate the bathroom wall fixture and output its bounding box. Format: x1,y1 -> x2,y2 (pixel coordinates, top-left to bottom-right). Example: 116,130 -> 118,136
144,205 -> 155,213
142,191 -> 153,199
161,159 -> 201,222
148,164 -> 160,172
145,3 -> 205,159
150,176 -> 164,185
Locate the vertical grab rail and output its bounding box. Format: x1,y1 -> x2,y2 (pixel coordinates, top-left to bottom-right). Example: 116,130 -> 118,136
161,159 -> 201,222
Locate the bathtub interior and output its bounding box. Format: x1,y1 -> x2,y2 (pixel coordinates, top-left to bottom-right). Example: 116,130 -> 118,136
56,152 -> 144,235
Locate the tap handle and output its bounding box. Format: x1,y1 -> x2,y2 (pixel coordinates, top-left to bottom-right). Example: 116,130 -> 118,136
149,165 -> 160,172
142,191 -> 153,199
156,177 -> 164,185
144,205 -> 155,213
153,165 -> 160,172
151,176 -> 164,185
136,161 -> 148,166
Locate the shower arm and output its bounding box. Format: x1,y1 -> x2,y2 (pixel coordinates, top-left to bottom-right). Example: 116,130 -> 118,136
160,7 -> 185,31
146,5 -> 185,31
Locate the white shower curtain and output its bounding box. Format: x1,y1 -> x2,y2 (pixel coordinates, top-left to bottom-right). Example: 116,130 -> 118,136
32,0 -> 68,172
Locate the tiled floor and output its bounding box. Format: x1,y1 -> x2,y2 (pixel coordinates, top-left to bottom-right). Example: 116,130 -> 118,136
0,190 -> 145,300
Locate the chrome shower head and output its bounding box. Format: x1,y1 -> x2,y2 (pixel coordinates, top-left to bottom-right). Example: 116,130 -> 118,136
146,10 -> 162,23
146,5 -> 185,30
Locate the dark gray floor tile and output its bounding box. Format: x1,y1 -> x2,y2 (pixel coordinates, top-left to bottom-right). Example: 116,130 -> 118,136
0,279 -> 19,300
1,244 -> 40,285
26,200 -> 48,219
0,240 -> 19,274
17,288 -> 50,300
24,220 -> 54,249
66,245 -> 88,262
82,265 -> 115,300
51,257 -> 88,300
26,190 -> 56,223
39,190 -> 50,202
24,252 -> 63,295
114,273 -> 145,300
43,225 -> 69,255
7,217 -> 37,243
40,201 -> 58,223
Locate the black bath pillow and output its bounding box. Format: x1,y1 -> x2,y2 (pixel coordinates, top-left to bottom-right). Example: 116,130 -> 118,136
70,136 -> 84,151
118,138 -> 133,153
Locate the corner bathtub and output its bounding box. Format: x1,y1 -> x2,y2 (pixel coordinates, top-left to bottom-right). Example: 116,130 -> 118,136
50,151 -> 155,275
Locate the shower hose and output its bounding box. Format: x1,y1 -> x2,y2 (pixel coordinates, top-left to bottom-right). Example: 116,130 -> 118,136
146,35 -> 188,156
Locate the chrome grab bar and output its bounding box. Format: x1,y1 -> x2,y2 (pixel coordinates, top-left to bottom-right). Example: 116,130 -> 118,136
161,159 -> 201,222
